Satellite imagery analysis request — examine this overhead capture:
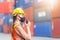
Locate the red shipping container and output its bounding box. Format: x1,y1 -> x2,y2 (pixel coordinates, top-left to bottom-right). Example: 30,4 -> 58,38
24,6 -> 34,21
52,18 -> 60,37
51,0 -> 60,18
3,24 -> 11,33
23,21 -> 34,36
0,2 -> 14,13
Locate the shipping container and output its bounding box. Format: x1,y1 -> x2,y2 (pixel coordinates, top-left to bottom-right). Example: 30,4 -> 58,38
23,0 -> 33,8
34,21 -> 52,37
3,14 -> 9,24
0,2 -> 14,13
0,14 -> 4,17
51,0 -> 60,18
0,14 -> 4,25
3,24 -> 11,33
15,0 -> 25,8
0,18 -> 4,25
52,18 -> 60,38
15,0 -> 32,8
33,0 -> 46,7
8,14 -> 13,25
24,6 -> 34,21
34,8 -> 51,23
0,26 -> 3,32
0,18 -> 3,32
3,14 -> 12,24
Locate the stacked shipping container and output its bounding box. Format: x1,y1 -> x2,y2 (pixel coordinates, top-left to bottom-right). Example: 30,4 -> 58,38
0,0 -> 60,38
51,0 -> 60,38
34,0 -> 52,37
0,0 -> 14,33
34,0 -> 60,38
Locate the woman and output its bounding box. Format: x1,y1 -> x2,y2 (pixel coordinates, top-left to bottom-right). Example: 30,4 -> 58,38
12,8 -> 31,40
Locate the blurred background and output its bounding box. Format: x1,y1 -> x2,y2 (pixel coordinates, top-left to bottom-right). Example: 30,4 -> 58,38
0,0 -> 60,40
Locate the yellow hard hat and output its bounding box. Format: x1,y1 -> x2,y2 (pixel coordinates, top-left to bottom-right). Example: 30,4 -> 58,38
12,8 -> 24,16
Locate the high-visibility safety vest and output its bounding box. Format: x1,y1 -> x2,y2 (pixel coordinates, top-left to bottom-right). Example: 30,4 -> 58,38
12,24 -> 19,40
12,23 -> 26,40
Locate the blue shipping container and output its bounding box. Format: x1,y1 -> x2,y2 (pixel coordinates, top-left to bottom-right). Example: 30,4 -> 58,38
15,0 -> 24,8
3,14 -> 12,24
23,0 -> 32,8
0,26 -> 3,32
8,14 -> 13,25
15,0 -> 32,8
0,14 -> 4,18
34,21 -> 52,37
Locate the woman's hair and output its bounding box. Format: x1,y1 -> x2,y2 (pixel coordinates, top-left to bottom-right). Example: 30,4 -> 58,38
13,16 -> 16,23
12,15 -> 17,29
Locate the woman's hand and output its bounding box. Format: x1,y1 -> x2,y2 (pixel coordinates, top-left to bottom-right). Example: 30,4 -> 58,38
25,21 -> 31,27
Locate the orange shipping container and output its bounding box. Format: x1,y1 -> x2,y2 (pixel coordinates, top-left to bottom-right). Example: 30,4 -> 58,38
51,1 -> 60,18
24,6 -> 34,22
3,24 -> 11,33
